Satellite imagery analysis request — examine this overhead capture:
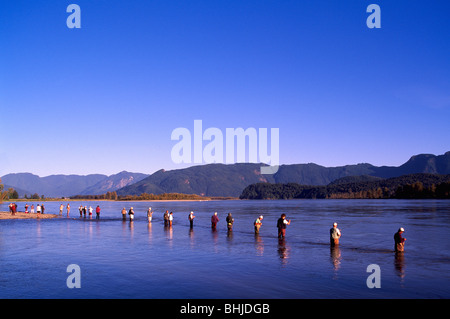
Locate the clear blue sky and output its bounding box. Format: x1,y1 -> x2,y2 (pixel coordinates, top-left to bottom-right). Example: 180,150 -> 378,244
1,0 -> 449,176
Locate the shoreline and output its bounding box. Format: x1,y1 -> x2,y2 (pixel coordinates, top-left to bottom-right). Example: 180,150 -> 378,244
0,211 -> 60,220
2,198 -> 239,203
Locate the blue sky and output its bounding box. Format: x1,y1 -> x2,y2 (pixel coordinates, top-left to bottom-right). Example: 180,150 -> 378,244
1,0 -> 449,176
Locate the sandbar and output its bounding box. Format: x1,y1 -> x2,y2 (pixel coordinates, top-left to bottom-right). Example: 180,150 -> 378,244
0,211 -> 60,220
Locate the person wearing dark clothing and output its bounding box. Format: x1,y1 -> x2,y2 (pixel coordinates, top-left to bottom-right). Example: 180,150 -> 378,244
394,227 -> 406,252
277,213 -> 291,239
211,212 -> 219,230
164,210 -> 169,226
226,213 -> 234,231
188,211 -> 195,228
128,207 -> 135,221
96,205 -> 101,219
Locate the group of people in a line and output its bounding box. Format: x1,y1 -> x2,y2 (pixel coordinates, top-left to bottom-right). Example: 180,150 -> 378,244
119,207 -> 407,252
9,203 -> 45,215
78,205 -> 101,219
5,203 -> 406,252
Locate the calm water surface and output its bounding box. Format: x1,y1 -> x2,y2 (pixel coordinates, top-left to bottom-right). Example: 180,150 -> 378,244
1,199 -> 449,299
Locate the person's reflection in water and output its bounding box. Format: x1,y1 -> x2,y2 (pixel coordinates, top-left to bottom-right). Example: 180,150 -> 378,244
254,234 -> 264,256
129,218 -> 134,236
330,246 -> 342,279
147,222 -> 153,244
394,252 -> 406,285
227,228 -> 233,240
165,224 -> 173,249
226,228 -> 233,252
211,226 -> 219,253
277,238 -> 290,266
189,227 -> 195,249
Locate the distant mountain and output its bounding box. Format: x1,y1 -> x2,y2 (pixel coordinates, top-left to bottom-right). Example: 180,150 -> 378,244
117,163 -> 273,198
3,151 -> 449,198
117,151 -> 450,197
1,173 -> 107,198
1,171 -> 148,198
78,171 -> 149,195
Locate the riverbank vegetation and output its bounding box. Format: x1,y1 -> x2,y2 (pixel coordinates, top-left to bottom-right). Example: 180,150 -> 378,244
70,192 -> 211,201
239,173 -> 450,200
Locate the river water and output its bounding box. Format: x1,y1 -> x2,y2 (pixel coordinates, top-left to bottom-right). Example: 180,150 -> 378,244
0,199 -> 449,299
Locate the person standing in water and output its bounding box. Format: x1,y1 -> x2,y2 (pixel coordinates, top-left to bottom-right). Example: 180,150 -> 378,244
188,211 -> 195,228
169,212 -> 174,227
164,210 -> 169,226
211,212 -> 219,230
254,215 -> 263,234
147,207 -> 153,223
96,205 -> 101,219
330,222 -> 341,247
121,207 -> 127,221
277,214 -> 291,239
226,213 -> 234,232
394,227 -> 406,252
129,207 -> 135,221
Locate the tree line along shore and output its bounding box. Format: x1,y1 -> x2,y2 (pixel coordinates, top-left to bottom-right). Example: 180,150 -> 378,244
239,173 -> 450,200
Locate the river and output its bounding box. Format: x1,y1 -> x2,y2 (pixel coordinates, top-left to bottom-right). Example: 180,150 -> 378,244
0,199 -> 449,298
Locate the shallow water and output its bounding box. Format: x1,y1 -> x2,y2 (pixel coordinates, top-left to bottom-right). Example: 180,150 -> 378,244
0,199 -> 449,299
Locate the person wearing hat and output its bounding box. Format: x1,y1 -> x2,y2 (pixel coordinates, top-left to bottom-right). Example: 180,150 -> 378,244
164,210 -> 169,226
188,211 -> 195,228
394,227 -> 406,252
211,212 -> 219,230
330,222 -> 341,247
277,214 -> 291,239
129,207 -> 135,221
226,213 -> 234,232
147,207 -> 153,223
254,215 -> 263,234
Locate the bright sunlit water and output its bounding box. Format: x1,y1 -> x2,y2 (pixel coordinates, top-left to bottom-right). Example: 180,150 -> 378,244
1,199 -> 449,299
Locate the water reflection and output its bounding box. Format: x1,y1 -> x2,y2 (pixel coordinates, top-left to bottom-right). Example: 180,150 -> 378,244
211,228 -> 219,253
165,225 -> 173,249
226,229 -> 233,241
277,238 -> 290,266
330,246 -> 342,279
394,252 -> 406,285
189,228 -> 195,249
254,234 -> 264,256
128,219 -> 134,239
147,223 -> 153,244
36,220 -> 42,244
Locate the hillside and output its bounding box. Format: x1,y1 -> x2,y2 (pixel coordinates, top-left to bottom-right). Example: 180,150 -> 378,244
78,171 -> 149,195
239,173 -> 450,199
1,171 -> 148,198
117,151 -> 450,197
117,163 -> 273,198
2,151 -> 449,198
